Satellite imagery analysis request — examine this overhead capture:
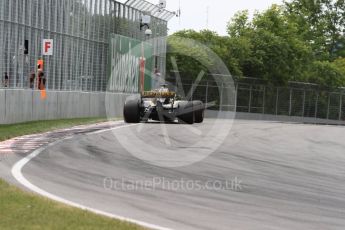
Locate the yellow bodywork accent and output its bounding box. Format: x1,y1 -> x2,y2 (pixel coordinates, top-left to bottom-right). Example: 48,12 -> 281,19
141,91 -> 176,98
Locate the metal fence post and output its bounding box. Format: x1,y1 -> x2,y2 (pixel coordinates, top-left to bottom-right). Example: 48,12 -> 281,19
235,83 -> 238,112
275,88 -> 279,115
315,93 -> 319,118
302,90 -> 306,117
339,94 -> 342,121
289,88 -> 292,116
191,83 -> 194,101
327,93 -> 330,120
248,85 -> 252,113
262,86 -> 266,114
205,81 -> 209,108
220,82 -> 224,111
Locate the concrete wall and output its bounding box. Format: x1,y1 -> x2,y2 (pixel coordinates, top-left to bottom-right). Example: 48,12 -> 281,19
2,89 -> 344,125
0,89 -> 130,124
205,110 -> 345,126
234,112 -> 345,126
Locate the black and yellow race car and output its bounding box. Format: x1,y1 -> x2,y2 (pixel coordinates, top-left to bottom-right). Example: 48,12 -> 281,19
123,87 -> 204,124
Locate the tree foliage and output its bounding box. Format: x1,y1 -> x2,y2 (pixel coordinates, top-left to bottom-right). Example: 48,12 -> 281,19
166,31 -> 218,77
167,0 -> 345,88
284,0 -> 345,59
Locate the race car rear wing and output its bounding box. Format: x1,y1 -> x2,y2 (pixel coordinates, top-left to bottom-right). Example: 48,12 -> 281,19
141,91 -> 176,98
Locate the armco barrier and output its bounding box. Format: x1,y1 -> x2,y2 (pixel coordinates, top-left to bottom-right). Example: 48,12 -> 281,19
2,89 -> 344,125
0,90 -> 5,124
0,89 -> 130,124
205,110 -> 345,125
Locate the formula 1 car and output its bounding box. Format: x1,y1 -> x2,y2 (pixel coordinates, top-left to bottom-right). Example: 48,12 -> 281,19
123,87 -> 204,124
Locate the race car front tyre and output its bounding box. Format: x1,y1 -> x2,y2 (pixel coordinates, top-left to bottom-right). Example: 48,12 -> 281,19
177,101 -> 194,124
193,101 -> 204,123
124,95 -> 141,123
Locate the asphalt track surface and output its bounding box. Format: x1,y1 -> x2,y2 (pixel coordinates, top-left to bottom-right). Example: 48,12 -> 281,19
9,119 -> 345,229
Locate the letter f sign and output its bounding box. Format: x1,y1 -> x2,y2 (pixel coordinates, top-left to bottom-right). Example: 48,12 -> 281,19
45,42 -> 51,53
42,39 -> 53,56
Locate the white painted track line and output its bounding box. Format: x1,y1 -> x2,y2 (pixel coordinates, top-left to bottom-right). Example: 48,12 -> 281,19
11,124 -> 172,230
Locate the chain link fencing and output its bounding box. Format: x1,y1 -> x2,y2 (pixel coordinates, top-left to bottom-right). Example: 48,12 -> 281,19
166,76 -> 345,122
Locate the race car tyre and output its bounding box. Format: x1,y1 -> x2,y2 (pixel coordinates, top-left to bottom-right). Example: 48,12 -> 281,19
177,101 -> 194,124
193,101 -> 204,123
124,95 -> 141,123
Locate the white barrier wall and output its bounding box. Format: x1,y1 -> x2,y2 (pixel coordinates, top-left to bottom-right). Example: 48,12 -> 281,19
205,110 -> 345,126
2,89 -> 344,125
0,89 -> 130,124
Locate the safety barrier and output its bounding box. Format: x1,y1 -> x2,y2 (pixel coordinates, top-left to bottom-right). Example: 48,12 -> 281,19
0,89 -> 130,124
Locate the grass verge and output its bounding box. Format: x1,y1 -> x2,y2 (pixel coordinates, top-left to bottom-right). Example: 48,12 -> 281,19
0,117 -> 110,142
0,179 -> 144,230
0,118 -> 145,230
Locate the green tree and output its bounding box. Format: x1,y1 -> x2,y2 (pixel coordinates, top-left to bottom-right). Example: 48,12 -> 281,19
307,61 -> 345,87
284,0 -> 345,60
227,6 -> 313,84
166,2 -> 345,88
166,33 -> 214,78
227,10 -> 251,37
166,30 -> 236,79
333,57 -> 345,75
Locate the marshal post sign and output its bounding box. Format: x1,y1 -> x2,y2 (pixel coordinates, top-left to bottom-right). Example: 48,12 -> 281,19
42,39 -> 53,56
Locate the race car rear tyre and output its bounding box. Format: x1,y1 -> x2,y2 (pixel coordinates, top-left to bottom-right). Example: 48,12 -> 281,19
177,101 -> 194,124
124,95 -> 141,123
193,101 -> 204,123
